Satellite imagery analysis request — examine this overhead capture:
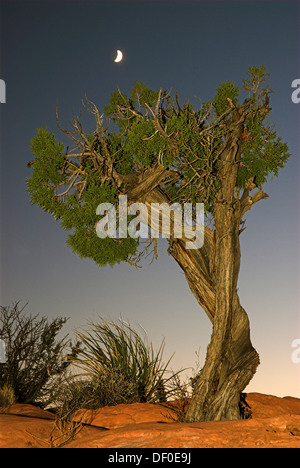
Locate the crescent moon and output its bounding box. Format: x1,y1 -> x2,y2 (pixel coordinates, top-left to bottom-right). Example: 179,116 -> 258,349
114,50 -> 123,63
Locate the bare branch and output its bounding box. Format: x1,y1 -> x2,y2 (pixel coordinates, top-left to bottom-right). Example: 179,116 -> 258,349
240,187 -> 269,217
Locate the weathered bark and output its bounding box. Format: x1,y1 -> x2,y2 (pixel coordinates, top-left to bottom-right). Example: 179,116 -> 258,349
185,302 -> 260,421
181,205 -> 260,421
169,211 -> 260,421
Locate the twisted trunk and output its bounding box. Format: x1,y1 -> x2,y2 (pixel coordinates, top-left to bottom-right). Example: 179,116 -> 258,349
171,204 -> 259,422
143,186 -> 260,421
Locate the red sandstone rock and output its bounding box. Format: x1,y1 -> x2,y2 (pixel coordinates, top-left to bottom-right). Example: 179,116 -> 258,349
0,393 -> 300,448
245,393 -> 300,419
2,403 -> 55,420
66,415 -> 300,448
71,402 -> 177,429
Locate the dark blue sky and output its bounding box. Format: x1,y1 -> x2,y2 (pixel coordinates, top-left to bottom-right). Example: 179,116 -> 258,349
0,0 -> 299,396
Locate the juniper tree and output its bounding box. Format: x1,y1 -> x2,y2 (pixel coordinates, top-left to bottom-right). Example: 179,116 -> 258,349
27,66 -> 290,421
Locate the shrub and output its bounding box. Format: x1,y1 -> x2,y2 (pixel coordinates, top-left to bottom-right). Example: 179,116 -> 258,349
71,316 -> 182,404
0,384 -> 16,407
0,301 -> 80,405
54,370 -> 140,418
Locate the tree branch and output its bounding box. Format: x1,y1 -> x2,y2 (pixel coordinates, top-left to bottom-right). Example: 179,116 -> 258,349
240,187 -> 269,217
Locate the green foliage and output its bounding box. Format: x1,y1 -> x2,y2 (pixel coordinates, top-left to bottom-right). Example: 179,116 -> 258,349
61,182 -> 138,267
104,89 -> 130,126
67,227 -> 137,267
242,65 -> 270,98
237,128 -> 290,188
213,81 -> 240,116
130,80 -> 159,108
27,68 -> 291,268
30,127 -> 65,174
71,316 -> 182,403
104,81 -> 159,133
27,128 -> 66,218
27,130 -> 139,267
236,65 -> 289,187
124,119 -> 166,166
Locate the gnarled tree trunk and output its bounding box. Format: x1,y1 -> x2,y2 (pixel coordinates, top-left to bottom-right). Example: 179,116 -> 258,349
171,206 -> 260,422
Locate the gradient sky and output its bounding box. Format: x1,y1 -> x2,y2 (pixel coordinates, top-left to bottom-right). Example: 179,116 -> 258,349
0,0 -> 299,397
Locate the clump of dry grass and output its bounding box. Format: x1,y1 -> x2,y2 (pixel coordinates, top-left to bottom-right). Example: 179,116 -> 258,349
159,374 -> 191,422
0,383 -> 15,408
70,316 -> 183,404
26,414 -> 83,448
